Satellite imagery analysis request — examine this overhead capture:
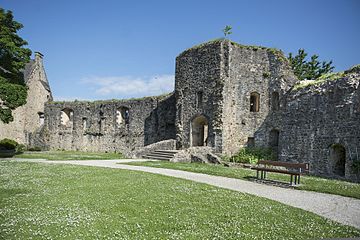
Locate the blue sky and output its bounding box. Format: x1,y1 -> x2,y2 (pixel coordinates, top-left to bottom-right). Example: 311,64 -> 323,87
1,0 -> 359,101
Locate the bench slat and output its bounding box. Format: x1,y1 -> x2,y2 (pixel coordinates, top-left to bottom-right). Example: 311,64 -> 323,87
252,167 -> 301,175
257,160 -> 309,172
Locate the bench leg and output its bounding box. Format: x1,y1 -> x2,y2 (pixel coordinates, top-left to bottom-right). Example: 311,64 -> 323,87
290,175 -> 293,185
264,171 -> 266,179
298,175 -> 300,184
256,170 -> 259,179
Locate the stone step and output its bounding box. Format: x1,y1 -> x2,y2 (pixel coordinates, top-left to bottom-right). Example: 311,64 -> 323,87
154,150 -> 179,154
144,153 -> 174,158
142,149 -> 178,161
143,155 -> 172,161
143,152 -> 175,158
149,151 -> 176,156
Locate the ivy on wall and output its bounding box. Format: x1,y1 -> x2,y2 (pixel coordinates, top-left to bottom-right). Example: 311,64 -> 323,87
0,79 -> 27,123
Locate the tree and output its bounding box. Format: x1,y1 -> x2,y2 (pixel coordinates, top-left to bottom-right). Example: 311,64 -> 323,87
0,8 -> 31,123
222,25 -> 232,38
288,49 -> 334,80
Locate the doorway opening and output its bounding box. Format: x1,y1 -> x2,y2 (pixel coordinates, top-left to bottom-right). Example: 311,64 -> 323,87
330,144 -> 346,177
191,115 -> 208,146
269,129 -> 279,159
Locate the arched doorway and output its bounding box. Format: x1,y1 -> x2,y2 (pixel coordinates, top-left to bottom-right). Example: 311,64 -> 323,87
269,129 -> 279,159
191,115 -> 208,147
330,144 -> 346,177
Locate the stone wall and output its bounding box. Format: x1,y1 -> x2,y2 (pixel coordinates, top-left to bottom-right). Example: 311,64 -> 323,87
222,42 -> 297,155
42,94 -> 176,155
175,40 -> 225,152
0,52 -> 52,144
279,68 -> 360,181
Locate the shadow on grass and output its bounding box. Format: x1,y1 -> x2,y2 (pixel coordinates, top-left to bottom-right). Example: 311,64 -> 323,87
244,176 -> 296,189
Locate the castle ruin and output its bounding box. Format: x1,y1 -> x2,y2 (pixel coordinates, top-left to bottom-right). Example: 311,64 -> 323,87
2,39 -> 359,181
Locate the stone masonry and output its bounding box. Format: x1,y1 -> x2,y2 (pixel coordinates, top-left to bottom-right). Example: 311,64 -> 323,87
278,67 -> 360,180
41,94 -> 176,155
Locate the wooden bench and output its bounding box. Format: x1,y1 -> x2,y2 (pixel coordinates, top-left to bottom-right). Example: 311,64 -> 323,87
251,160 -> 309,185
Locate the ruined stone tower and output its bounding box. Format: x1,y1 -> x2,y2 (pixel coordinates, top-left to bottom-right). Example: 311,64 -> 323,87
175,39 -> 297,155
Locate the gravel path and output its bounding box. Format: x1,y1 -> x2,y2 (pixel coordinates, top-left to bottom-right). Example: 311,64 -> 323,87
16,159 -> 360,229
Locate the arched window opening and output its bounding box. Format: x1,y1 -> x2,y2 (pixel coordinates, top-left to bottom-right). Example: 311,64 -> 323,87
38,112 -> 45,125
330,144 -> 346,177
99,117 -> 106,132
60,108 -> 73,126
82,117 -> 87,131
250,92 -> 260,112
178,104 -> 182,125
196,91 -> 203,108
191,115 -> 208,147
116,107 -> 130,126
271,92 -> 280,111
99,111 -> 106,132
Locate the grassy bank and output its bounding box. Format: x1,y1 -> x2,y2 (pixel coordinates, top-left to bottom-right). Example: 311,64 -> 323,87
1,160 -> 359,239
122,161 -> 360,199
15,150 -> 124,160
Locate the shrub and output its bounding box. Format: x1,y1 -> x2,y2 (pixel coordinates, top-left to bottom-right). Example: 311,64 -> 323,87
15,144 -> 26,154
0,138 -> 18,150
28,146 -> 42,151
262,72 -> 270,78
226,147 -> 275,164
352,161 -> 360,174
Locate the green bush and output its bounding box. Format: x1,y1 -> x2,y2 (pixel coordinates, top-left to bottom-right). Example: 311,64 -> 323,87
226,147 -> 275,164
352,161 -> 360,174
0,138 -> 19,150
15,144 -> 26,154
27,146 -> 42,151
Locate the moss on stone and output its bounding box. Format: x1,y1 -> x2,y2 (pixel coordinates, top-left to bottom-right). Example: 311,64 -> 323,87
177,38 -> 224,57
317,71 -> 345,81
291,63 -> 360,91
178,39 -> 289,64
262,72 -> 271,78
293,72 -> 345,90
345,64 -> 360,74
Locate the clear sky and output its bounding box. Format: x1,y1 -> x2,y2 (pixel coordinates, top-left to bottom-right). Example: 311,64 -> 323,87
1,0 -> 359,101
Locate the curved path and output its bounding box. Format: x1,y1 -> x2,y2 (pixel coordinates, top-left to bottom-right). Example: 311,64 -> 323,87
17,159 -> 360,229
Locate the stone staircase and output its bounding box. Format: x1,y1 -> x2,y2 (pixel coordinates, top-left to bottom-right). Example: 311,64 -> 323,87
142,150 -> 179,161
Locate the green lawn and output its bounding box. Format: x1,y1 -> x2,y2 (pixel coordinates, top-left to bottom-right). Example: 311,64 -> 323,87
1,160 -> 359,239
15,150 -> 124,160
122,161 -> 360,199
